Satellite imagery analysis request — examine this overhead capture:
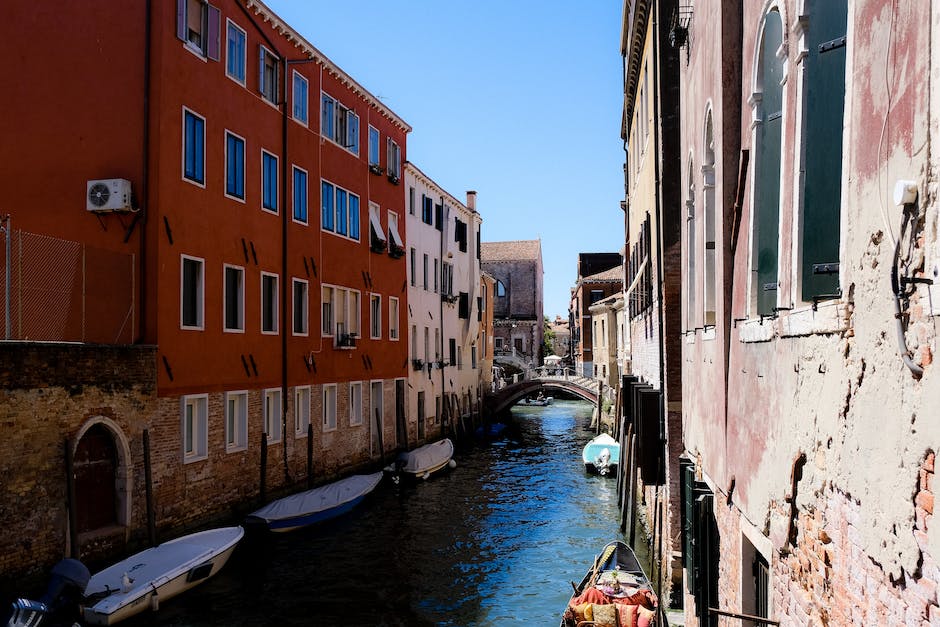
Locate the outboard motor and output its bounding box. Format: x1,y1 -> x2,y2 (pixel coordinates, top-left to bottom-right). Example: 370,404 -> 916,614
4,558 -> 89,627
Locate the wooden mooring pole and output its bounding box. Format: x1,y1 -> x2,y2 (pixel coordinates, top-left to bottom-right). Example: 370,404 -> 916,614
260,431 -> 268,502
143,429 -> 156,546
306,422 -> 313,488
375,408 -> 385,465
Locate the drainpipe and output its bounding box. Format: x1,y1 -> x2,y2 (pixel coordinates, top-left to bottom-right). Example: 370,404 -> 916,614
139,0 -> 151,344
2,214 -> 10,339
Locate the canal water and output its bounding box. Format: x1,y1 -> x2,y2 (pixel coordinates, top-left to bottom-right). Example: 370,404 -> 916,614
131,399 -> 646,626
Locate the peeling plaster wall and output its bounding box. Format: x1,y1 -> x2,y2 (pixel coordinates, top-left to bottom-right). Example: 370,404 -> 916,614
683,0 -> 940,622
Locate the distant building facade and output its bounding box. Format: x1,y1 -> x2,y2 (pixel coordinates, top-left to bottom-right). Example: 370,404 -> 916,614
404,164 -> 482,442
589,293 -> 623,388
547,315 -> 570,361
481,240 -> 544,367
569,254 -> 623,378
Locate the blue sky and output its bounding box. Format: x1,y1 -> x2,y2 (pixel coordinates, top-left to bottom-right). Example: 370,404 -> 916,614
265,1 -> 626,319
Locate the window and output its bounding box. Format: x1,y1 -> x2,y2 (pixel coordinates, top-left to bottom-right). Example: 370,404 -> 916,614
455,219 -> 468,253
435,329 -> 441,360
471,346 -> 478,369
369,202 -> 386,251
370,294 -> 381,339
752,9 -> 784,316
590,289 -> 605,304
686,159 -> 697,330
458,292 -> 469,319
495,337 -> 504,350
703,115 -> 716,327
387,139 -> 400,180
261,272 -> 278,334
323,384 -> 337,431
457,346 -> 463,370
495,280 -> 507,297
293,278 -> 308,335
181,394 -> 208,462
294,386 -> 310,436
411,324 -> 417,358
368,126 -> 380,167
292,71 -> 308,125
349,382 -> 363,426
389,297 -> 399,340
183,108 -> 205,185
262,151 -> 278,213
225,20 -> 246,83
225,131 -> 245,200
260,45 -> 278,104
449,338 -> 456,366
421,195 -> 433,225
409,187 -> 415,215
293,166 -> 307,224
799,0 -> 847,302
424,327 -> 430,362
177,0 -> 220,60
410,248 -> 416,287
223,264 -> 244,332
322,284 -> 360,342
417,391 -> 426,441
181,255 -> 204,329
433,258 -> 439,293
263,388 -> 282,443
225,391 -> 248,452
321,180 -> 360,240
321,92 -> 359,155
387,211 -> 404,254
423,254 -> 429,290
442,262 -> 454,297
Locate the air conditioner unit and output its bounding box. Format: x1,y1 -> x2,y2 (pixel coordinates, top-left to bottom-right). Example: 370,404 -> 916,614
86,178 -> 133,212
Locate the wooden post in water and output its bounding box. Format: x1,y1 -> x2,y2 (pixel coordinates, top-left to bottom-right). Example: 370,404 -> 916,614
375,408 -> 385,465
64,438 -> 78,558
143,429 -> 156,546
596,381 -> 603,435
628,433 -> 638,548
306,422 -> 313,488
260,431 -> 267,502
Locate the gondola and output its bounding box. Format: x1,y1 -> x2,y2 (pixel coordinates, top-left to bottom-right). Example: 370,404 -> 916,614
561,541 -> 658,627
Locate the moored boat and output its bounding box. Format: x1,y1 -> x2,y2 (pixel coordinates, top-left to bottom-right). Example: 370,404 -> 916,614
385,438 -> 455,482
582,433 -> 620,476
561,540 -> 658,627
83,526 -> 244,625
245,472 -> 383,532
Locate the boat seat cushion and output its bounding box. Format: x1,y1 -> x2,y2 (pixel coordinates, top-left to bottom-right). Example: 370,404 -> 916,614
637,605 -> 656,626
590,603 -> 617,627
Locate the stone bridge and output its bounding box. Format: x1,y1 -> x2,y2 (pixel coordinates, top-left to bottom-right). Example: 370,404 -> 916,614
484,372 -> 611,415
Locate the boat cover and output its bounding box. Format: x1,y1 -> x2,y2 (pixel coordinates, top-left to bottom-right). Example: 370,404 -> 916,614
249,472 -> 383,523
85,526 -> 244,615
396,439 -> 454,474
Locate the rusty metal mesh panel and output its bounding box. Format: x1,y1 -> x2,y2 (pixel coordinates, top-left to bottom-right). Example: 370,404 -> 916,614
0,229 -> 134,343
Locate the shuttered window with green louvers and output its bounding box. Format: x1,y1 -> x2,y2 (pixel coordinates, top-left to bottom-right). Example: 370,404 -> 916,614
754,10 -> 783,316
801,0 -> 848,302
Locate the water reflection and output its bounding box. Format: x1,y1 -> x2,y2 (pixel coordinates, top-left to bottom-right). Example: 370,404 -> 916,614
130,400 -> 634,626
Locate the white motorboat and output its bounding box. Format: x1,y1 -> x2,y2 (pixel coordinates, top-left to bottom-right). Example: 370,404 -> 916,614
385,438 -> 456,482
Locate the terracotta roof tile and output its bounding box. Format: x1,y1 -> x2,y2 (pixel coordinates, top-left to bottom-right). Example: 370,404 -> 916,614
480,240 -> 541,262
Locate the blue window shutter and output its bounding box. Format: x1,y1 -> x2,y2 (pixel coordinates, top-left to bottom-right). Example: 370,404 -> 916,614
236,139 -> 244,196
259,47 -> 265,96
755,11 -> 783,316
321,182 -> 334,231
336,189 -> 347,236
206,5 -> 221,61
801,0 -> 847,301
349,196 -> 360,240
176,0 -> 187,41
226,135 -> 235,194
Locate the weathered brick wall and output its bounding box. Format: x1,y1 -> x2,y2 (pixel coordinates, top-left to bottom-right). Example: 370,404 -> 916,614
0,342 -> 157,592
684,453 -> 939,625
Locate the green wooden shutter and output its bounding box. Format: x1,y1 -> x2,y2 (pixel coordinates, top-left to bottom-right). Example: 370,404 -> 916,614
802,0 -> 847,301
679,459 -> 695,586
693,491 -> 718,624
755,11 -> 783,316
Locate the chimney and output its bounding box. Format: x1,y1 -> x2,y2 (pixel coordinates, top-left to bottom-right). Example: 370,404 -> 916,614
466,190 -> 477,212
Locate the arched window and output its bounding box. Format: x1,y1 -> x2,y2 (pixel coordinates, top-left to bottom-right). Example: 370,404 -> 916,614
703,112 -> 716,327
686,157 -> 697,331
800,0 -> 847,302
495,280 -> 507,298
753,9 -> 784,316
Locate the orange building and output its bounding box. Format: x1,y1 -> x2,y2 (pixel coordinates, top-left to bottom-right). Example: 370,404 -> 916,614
0,0 -> 410,549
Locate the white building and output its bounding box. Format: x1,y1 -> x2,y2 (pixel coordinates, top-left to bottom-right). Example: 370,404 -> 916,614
405,163 -> 483,441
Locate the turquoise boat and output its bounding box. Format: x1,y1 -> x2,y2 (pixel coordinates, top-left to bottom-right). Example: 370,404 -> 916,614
582,433 -> 620,476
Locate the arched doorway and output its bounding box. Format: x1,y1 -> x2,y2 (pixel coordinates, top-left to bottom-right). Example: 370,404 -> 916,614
74,424 -> 118,532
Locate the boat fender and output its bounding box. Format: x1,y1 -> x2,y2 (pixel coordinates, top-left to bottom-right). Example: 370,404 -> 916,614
448,459 -> 457,469
150,589 -> 159,612
420,472 -> 430,480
